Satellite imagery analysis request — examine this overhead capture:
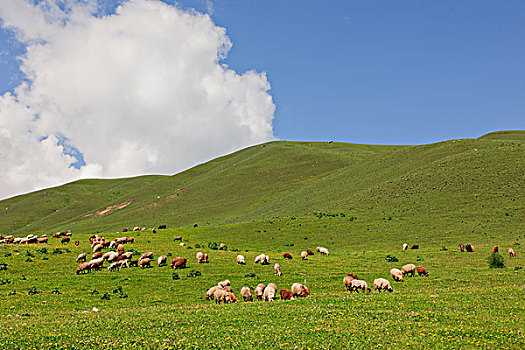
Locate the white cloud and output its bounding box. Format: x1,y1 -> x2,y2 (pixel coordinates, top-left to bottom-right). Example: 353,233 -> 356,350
0,0 -> 275,199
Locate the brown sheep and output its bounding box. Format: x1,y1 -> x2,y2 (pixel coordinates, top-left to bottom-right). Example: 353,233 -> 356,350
509,248 -> 516,258
307,249 -> 314,256
61,237 -> 70,244
140,252 -> 153,260
417,266 -> 429,276
459,243 -> 465,252
410,244 -> 419,250
347,273 -> 358,280
126,237 -> 134,244
465,244 -> 475,252
203,253 -> 209,263
37,237 -> 48,244
171,257 -> 187,269
76,253 -> 87,262
283,253 -> 292,260
139,258 -> 152,268
279,289 -> 294,300
76,261 -> 91,275
129,260 -> 138,267
492,246 -> 499,253
91,252 -> 103,260
74,240 -> 79,246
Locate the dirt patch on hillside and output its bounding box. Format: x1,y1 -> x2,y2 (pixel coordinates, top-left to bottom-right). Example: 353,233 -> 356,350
83,197 -> 136,218
141,189 -> 189,211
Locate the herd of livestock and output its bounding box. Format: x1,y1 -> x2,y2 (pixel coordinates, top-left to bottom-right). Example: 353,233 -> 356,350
0,228 -> 518,305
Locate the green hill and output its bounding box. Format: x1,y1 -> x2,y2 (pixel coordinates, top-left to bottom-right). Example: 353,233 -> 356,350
479,130 -> 525,141
1,132 -> 524,235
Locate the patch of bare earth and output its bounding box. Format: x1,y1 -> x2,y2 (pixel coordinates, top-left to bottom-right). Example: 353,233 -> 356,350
82,197 -> 136,218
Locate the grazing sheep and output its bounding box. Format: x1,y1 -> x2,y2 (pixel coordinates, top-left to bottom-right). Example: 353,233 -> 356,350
223,286 -> 233,293
307,249 -> 314,256
291,283 -> 310,298
401,264 -> 416,277
492,246 -> 499,253
343,275 -> 354,291
171,257 -> 187,269
263,284 -> 277,302
93,244 -> 103,253
118,260 -> 129,269
108,262 -> 120,272
301,251 -> 308,260
373,278 -> 393,293
220,243 -> 227,249
218,280 -> 231,288
203,253 -> 209,263
279,289 -> 294,300
390,268 -> 404,282
347,273 -> 358,280
174,236 -> 182,241
459,243 -> 465,252
319,247 -> 329,255
240,286 -> 253,302
157,255 -> 168,267
196,252 -> 204,263
126,237 -> 134,244
117,244 -> 125,253
129,260 -> 138,267
465,244 -> 475,252
254,284 -> 266,300
91,252 -> 103,260
402,243 -> 408,251
107,252 -> 119,262
89,258 -> 104,271
120,252 -> 133,260
38,237 -> 48,244
350,279 -> 371,293
76,261 -> 91,274
140,252 -> 153,260
213,289 -> 237,304
179,243 -> 186,247
76,253 -> 87,262
236,255 -> 246,265
283,253 -> 292,260
416,266 -> 429,276
139,258 -> 152,268
254,254 -> 269,265
74,240 -> 79,246
509,248 -> 516,258
410,245 -> 419,250
274,263 -> 282,276
206,286 -> 222,301
109,241 -> 118,249
102,251 -> 115,260
61,237 -> 70,244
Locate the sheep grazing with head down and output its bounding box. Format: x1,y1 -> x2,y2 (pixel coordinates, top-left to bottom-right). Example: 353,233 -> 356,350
318,247 -> 329,255
509,248 -> 516,258
203,253 -> 209,263
236,255 -> 246,265
301,251 -> 308,260
279,289 -> 294,300
213,289 -> 237,304
139,258 -> 152,268
254,284 -> 266,300
108,262 -> 120,272
89,258 -> 104,271
390,268 -> 404,282
291,283 -> 310,298
373,278 -> 393,292
206,286 -> 222,301
171,257 -> 187,269
263,283 -> 277,302
93,244 -> 103,253
416,266 -> 429,276
91,252 -> 103,260
240,286 -> 253,302
350,279 -> 371,293
76,261 -> 91,275
459,243 -> 465,252
76,253 -> 87,262
283,253 -> 292,260
157,255 -> 167,267
196,252 -> 204,263
401,264 -> 416,277
120,252 -> 133,260
254,254 -> 269,265
140,252 -> 153,260
492,246 -> 499,253
402,243 -> 408,251
307,249 -> 314,256
274,263 -> 282,276
465,244 -> 475,252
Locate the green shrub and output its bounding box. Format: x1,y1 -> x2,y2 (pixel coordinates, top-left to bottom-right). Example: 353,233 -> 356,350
0,262 -> 7,270
101,292 -> 110,300
172,273 -> 180,280
244,273 -> 256,278
36,248 -> 47,254
113,286 -> 123,294
28,286 -> 40,295
50,287 -> 61,295
487,252 -> 505,268
208,242 -> 219,250
187,270 -> 202,277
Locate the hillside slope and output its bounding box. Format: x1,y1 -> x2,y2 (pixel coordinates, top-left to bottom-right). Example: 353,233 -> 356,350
1,132 -> 524,235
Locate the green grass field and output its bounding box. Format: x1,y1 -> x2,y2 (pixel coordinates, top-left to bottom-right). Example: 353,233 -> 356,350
0,131 -> 524,349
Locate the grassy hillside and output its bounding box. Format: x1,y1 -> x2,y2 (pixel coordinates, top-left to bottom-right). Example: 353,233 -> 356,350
1,132 -> 524,236
479,130 -> 525,141
0,132 -> 524,349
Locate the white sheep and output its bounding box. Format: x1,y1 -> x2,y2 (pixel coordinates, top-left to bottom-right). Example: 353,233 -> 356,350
274,263 -> 282,276
301,251 -> 308,260
157,255 -> 167,267
318,247 -> 329,255
240,286 -> 253,301
350,279 -> 371,293
254,283 -> 266,300
196,252 -> 204,263
206,286 -> 222,301
236,255 -> 246,265
373,278 -> 393,292
401,264 -> 416,277
108,262 -> 120,272
93,244 -> 103,253
218,279 -> 231,288
263,284 -> 277,302
291,283 -> 310,298
254,254 -> 269,265
76,253 -> 87,262
402,243 -> 408,251
390,268 -> 404,282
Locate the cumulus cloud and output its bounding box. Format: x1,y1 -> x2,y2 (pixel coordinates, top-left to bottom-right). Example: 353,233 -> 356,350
0,0 -> 275,199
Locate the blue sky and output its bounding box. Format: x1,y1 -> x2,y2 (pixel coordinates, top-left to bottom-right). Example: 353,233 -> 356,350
1,0 -> 524,146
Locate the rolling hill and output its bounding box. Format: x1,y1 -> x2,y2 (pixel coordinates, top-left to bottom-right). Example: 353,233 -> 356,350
1,131 -> 524,235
